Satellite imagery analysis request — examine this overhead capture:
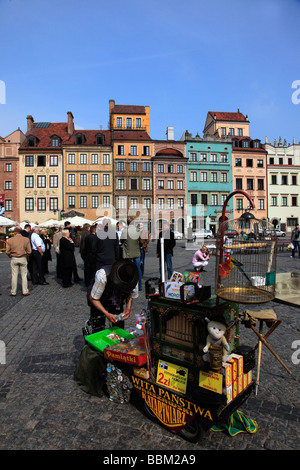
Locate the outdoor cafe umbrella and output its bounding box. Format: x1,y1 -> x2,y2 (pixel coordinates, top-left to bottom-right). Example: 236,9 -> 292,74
0,216 -> 18,227
38,219 -> 61,227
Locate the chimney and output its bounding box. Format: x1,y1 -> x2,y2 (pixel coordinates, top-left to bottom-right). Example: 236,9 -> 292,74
109,99 -> 115,115
67,111 -> 74,135
27,115 -> 34,131
166,126 -> 174,140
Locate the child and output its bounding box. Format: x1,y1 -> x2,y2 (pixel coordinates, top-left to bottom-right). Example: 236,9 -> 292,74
192,245 -> 212,272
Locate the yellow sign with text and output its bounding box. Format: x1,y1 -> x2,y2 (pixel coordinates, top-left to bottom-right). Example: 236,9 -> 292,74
156,360 -> 188,394
199,370 -> 223,394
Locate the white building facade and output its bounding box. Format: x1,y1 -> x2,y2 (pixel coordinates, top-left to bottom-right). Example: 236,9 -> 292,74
265,137 -> 300,233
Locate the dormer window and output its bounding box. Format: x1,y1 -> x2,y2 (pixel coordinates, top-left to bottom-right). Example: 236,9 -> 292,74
75,133 -> 86,145
242,140 -> 249,148
95,133 -> 105,145
51,135 -> 61,147
27,135 -> 38,147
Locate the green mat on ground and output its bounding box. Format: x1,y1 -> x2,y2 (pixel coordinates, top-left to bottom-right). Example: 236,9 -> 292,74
210,410 -> 258,436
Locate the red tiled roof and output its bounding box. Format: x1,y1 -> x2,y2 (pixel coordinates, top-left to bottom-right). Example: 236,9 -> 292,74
64,130 -> 112,146
111,104 -> 146,115
20,124 -> 112,149
113,130 -> 151,141
20,122 -> 69,150
209,111 -> 249,122
155,148 -> 183,157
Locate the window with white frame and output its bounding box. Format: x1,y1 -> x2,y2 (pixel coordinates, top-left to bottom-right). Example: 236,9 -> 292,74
178,198 -> 184,208
126,117 -> 132,128
220,154 -> 228,163
91,153 -> 99,164
37,175 -> 46,188
200,172 -> 207,182
25,198 -> 34,211
117,178 -> 125,190
143,161 -> 150,171
158,198 -> 164,209
136,117 -> 142,128
143,178 -> 151,190
143,198 -> 151,209
158,164 -> 164,173
177,180 -> 183,190
220,172 -> 228,183
189,153 -> 197,162
271,196 -> 277,206
118,197 -> 126,209
117,145 -> 124,155
68,174 -> 75,186
210,154 -> 217,163
130,198 -> 138,208
116,117 -> 123,127
49,175 -> 58,188
68,153 -> 75,164
80,196 -> 87,208
258,199 -> 265,210
190,171 -> 197,182
143,145 -> 150,155
177,164 -> 183,173
49,155 -> 58,166
117,161 -> 125,171
5,199 -> 12,211
25,155 -> 34,167
200,153 -> 207,162
221,194 -> 227,205
282,196 -> 288,206
221,127 -> 226,136
49,198 -> 58,211
130,161 -> 137,171
158,180 -> 164,189
91,195 -> 99,208
167,180 -> 174,189
25,175 -> 34,188
37,198 -> 46,211
130,146 -> 137,156
103,196 -> 110,208
211,194 -> 218,206
102,154 -> 110,164
168,198 -> 174,209
80,174 -> 87,186
211,172 -> 218,182
68,196 -> 75,208
103,174 -> 110,186
5,181 -> 12,190
5,163 -> 12,171
91,174 -> 98,186
80,153 -> 87,164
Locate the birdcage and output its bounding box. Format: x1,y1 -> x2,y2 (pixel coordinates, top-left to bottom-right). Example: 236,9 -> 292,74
215,211 -> 277,304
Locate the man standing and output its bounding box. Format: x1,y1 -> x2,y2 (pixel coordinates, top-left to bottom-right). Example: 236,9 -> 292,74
291,223 -> 300,258
121,217 -> 142,290
156,221 -> 176,280
30,226 -> 48,285
6,226 -> 32,296
64,221 -> 81,282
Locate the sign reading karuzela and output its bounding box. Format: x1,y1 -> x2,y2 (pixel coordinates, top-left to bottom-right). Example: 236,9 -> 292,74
132,376 -> 213,433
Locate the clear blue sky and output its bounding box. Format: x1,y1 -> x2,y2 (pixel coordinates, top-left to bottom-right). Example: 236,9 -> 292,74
1,0 -> 300,144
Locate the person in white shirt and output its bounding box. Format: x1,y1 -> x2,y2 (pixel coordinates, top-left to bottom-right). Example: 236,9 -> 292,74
30,227 -> 48,285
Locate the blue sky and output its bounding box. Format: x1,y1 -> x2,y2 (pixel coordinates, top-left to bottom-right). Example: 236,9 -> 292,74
1,0 -> 300,144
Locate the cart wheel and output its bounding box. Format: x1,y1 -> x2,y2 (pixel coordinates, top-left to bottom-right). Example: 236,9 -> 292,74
178,417 -> 206,443
142,401 -> 205,443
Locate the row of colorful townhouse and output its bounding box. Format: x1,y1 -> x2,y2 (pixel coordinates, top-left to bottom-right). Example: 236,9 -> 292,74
0,100 -> 300,235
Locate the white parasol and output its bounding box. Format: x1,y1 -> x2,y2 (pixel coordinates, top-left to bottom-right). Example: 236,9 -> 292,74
0,215 -> 19,227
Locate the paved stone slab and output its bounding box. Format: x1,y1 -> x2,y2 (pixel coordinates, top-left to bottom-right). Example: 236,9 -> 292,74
0,241 -> 299,451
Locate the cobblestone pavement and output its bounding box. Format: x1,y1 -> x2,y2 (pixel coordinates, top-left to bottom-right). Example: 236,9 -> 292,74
0,239 -> 299,453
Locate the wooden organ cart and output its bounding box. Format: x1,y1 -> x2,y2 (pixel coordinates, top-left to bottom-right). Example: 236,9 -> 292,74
129,291 -> 255,442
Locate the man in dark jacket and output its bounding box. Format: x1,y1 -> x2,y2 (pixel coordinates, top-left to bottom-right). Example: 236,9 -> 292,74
95,219 -> 119,270
156,221 -> 176,280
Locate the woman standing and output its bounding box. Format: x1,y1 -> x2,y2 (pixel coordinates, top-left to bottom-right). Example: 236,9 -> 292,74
59,229 -> 76,288
40,229 -> 52,275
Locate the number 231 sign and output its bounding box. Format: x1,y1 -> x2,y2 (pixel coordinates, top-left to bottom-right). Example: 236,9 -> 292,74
156,360 -> 188,394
